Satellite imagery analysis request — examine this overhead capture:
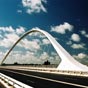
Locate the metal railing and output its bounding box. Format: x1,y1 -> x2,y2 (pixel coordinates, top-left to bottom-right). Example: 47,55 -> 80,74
18,67 -> 88,77
0,73 -> 33,88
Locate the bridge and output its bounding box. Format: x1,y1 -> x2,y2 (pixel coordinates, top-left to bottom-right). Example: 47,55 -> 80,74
0,28 -> 88,88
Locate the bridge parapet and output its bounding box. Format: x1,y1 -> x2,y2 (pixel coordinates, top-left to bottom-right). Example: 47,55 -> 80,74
11,66 -> 88,77
0,73 -> 33,88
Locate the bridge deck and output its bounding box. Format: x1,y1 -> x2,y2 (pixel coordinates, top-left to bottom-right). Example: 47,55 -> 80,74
0,66 -> 88,88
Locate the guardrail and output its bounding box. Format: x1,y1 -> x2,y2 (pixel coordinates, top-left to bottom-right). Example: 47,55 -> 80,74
18,67 -> 88,77
0,73 -> 33,88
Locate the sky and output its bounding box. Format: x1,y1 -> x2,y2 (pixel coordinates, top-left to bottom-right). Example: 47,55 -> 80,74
0,0 -> 88,65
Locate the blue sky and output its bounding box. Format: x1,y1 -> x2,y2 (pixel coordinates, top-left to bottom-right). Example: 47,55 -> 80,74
0,0 -> 88,65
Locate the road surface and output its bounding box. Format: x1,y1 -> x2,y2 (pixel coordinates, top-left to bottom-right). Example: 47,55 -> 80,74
0,68 -> 88,88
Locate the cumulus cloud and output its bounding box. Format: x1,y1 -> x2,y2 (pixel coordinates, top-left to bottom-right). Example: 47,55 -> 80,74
51,22 -> 73,34
18,38 -> 40,51
77,53 -> 87,59
71,43 -> 85,49
66,41 -> 72,45
5,33 -> 19,41
4,50 -> 60,64
42,38 -> 50,45
73,53 -> 88,59
71,33 -> 81,42
80,30 -> 88,38
0,26 -> 25,35
0,26 -> 15,33
4,51 -> 38,64
0,33 -> 20,48
22,0 -> 47,14
16,26 -> 25,34
40,52 -> 49,60
0,26 -> 25,48
80,30 -> 86,35
32,39 -> 41,44
0,27 -> 46,51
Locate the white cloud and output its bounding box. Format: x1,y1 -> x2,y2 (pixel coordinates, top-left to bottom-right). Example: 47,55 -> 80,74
22,0 -> 47,14
51,22 -> 73,34
32,39 -> 41,44
80,30 -> 88,38
42,38 -> 50,45
66,41 -> 72,45
4,51 -> 35,64
71,43 -> 85,49
0,33 -> 20,48
0,27 -> 42,53
80,30 -> 86,35
16,26 -> 25,34
0,26 -> 15,33
85,34 -> 88,38
78,53 -> 87,59
0,26 -> 25,35
73,53 -> 88,59
0,26 -> 25,48
4,51 -> 49,64
71,33 -> 81,42
40,52 -> 49,60
0,38 -> 13,48
5,33 -> 20,42
51,52 -> 57,56
18,38 -> 40,51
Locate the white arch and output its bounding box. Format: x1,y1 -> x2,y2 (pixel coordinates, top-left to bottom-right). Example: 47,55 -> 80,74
1,28 -> 88,71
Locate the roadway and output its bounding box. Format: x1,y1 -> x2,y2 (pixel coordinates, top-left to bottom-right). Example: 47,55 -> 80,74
0,68 -> 88,88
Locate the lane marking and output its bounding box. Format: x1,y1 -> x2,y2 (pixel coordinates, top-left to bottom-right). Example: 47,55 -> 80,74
1,69 -> 88,88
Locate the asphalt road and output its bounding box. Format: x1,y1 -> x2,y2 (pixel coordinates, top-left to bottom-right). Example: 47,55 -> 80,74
0,68 -> 88,88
